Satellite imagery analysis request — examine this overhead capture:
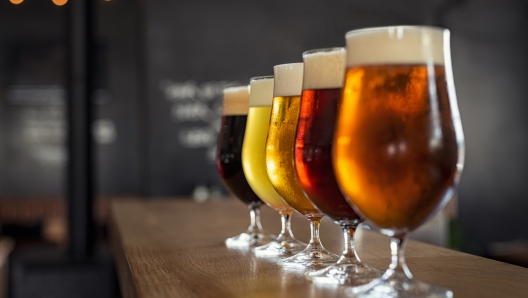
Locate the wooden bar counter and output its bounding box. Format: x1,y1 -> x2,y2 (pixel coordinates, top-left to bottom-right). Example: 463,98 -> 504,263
110,199 -> 528,298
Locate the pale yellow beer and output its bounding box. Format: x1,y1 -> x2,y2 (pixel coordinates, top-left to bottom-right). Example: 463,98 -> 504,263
266,64 -> 323,220
242,77 -> 292,214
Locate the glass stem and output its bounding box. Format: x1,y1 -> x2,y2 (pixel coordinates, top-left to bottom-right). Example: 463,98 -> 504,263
247,205 -> 263,233
337,224 -> 361,264
276,210 -> 295,241
386,234 -> 413,279
307,218 -> 324,249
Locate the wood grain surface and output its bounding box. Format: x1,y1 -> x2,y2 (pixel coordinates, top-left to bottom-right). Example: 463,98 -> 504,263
110,198 -> 528,298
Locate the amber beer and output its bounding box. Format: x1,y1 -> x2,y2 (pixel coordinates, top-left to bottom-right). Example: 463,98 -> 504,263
265,63 -> 323,219
216,86 -> 262,206
334,28 -> 461,232
295,48 -> 359,223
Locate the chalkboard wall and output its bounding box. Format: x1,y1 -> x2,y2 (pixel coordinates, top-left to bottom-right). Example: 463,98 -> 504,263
143,0 -> 433,196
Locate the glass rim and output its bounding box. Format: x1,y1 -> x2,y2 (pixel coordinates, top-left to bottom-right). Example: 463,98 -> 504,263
345,25 -> 447,39
222,84 -> 248,91
302,47 -> 345,57
223,84 -> 248,92
250,75 -> 274,82
273,62 -> 303,68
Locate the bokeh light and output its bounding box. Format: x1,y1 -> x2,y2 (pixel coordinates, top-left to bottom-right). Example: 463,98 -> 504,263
52,0 -> 68,6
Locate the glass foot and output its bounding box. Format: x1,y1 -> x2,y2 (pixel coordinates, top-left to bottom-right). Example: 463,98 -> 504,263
306,261 -> 382,285
277,245 -> 339,270
345,276 -> 453,298
225,231 -> 276,248
253,238 -> 307,257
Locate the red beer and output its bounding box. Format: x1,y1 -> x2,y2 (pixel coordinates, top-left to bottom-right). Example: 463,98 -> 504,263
295,88 -> 359,222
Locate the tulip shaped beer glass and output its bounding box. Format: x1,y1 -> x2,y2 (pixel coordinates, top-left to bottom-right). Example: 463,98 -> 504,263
266,63 -> 338,269
334,26 -> 464,297
242,77 -> 306,256
295,48 -> 381,285
217,86 -> 275,247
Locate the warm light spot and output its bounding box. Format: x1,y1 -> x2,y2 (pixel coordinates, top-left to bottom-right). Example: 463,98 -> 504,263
10,0 -> 24,4
52,0 -> 68,6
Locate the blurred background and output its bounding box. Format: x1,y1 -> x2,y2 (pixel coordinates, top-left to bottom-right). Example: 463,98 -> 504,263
0,0 -> 527,296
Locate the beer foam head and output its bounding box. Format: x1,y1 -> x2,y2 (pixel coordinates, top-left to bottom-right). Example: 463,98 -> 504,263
273,63 -> 303,96
249,76 -> 274,107
302,48 -> 346,89
222,85 -> 250,115
345,26 -> 447,67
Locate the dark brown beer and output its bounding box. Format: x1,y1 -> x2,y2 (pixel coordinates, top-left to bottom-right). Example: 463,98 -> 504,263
217,115 -> 263,206
334,64 -> 458,232
295,88 -> 359,222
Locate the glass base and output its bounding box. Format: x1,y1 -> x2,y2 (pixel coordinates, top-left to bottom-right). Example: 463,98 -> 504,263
277,245 -> 339,270
345,276 -> 453,298
253,238 -> 307,257
306,261 -> 382,286
225,231 -> 276,248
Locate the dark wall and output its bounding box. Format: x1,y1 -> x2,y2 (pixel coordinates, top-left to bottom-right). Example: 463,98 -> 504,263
445,0 -> 528,252
144,0 -> 433,196
0,2 -> 66,196
94,0 -> 142,194
0,0 -> 141,196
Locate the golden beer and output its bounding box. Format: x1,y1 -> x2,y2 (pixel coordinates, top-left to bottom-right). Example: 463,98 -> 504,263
266,65 -> 323,220
271,63 -> 337,269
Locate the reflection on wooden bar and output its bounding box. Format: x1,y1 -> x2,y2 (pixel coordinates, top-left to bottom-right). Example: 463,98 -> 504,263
111,199 -> 528,298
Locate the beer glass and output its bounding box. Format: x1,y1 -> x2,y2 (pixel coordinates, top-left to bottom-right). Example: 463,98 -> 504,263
295,48 -> 381,285
242,76 -> 306,256
266,63 -> 338,270
334,26 -> 464,297
217,86 -> 275,248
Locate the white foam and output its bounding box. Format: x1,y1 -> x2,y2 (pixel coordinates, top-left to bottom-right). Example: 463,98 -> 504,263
302,48 -> 346,89
273,63 -> 304,96
222,85 -> 250,115
345,26 -> 447,67
249,76 -> 274,107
